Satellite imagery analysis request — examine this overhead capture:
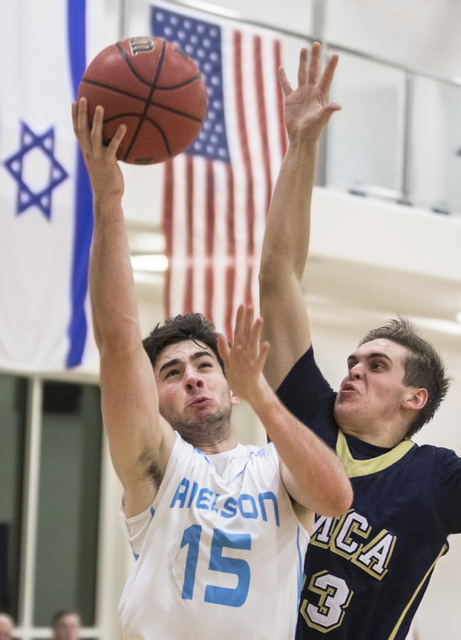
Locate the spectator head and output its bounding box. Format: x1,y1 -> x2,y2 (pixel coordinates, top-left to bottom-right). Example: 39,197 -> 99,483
51,611 -> 80,640
0,614 -> 14,640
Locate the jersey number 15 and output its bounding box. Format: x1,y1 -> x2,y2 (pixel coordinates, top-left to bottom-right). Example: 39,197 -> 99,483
181,525 -> 251,607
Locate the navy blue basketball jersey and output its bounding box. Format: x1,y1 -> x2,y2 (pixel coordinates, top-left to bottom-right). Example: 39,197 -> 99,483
278,348 -> 461,640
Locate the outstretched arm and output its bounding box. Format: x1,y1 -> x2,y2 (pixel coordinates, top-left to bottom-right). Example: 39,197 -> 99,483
218,306 -> 352,517
72,99 -> 175,518
260,43 -> 341,390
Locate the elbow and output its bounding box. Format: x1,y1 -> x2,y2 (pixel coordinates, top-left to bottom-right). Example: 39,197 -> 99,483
259,238 -> 289,283
259,261 -> 293,304
259,257 -> 276,292
317,480 -> 354,518
97,332 -> 142,364
94,316 -> 142,355
335,482 -> 354,516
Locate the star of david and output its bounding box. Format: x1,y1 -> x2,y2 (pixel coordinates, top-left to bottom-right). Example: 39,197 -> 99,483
4,122 -> 69,220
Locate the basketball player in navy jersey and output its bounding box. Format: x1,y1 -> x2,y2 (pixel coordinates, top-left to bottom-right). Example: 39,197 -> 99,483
72,97 -> 352,640
260,43 -> 461,639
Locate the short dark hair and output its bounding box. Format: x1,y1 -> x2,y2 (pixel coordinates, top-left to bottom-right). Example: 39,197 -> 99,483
51,610 -> 80,628
142,313 -> 224,371
360,317 -> 450,438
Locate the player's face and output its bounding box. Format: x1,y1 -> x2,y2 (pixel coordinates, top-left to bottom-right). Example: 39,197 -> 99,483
53,615 -> 80,640
334,339 -> 413,436
155,340 -> 235,443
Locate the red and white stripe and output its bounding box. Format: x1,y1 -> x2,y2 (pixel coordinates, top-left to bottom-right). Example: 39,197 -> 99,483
162,17 -> 286,338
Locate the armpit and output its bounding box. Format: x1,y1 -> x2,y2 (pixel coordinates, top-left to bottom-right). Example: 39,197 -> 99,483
138,450 -> 163,489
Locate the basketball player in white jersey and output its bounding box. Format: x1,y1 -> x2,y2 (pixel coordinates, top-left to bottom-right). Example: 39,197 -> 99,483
72,98 -> 352,640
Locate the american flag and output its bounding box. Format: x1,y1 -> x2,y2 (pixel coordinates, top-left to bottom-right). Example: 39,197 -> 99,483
151,1 -> 286,337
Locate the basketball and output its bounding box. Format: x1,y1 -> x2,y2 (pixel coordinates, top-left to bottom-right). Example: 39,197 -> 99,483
77,36 -> 208,164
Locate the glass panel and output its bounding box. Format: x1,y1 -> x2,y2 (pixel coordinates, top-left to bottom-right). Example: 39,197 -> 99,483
326,51 -> 406,195
0,375 -> 27,619
411,76 -> 461,216
34,382 -> 103,627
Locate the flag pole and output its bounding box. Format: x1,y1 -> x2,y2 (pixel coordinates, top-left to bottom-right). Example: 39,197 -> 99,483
311,0 -> 328,188
118,0 -> 128,40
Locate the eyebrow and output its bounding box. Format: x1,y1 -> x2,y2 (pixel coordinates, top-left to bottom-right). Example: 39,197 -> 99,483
158,350 -> 214,374
347,352 -> 393,365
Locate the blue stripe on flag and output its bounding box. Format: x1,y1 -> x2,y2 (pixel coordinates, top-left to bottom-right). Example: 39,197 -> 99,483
66,0 -> 93,367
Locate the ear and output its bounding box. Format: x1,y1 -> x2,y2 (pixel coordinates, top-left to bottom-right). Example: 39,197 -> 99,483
402,388 -> 428,412
230,392 -> 240,406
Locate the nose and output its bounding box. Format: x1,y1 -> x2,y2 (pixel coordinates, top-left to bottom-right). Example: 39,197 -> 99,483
184,366 -> 204,390
349,363 -> 364,380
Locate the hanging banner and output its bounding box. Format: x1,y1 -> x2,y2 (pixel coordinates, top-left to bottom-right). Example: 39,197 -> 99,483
0,0 -> 106,371
151,0 -> 286,336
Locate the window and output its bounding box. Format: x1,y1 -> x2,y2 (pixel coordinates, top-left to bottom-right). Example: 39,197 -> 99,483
0,376 -> 103,639
33,382 -> 103,627
0,375 -> 27,620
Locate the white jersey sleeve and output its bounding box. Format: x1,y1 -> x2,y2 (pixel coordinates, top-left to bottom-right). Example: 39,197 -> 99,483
117,432 -> 310,640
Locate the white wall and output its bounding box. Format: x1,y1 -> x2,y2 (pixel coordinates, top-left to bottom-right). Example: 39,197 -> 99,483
326,0 -> 461,80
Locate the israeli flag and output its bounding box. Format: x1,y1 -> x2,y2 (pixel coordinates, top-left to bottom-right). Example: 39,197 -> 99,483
0,0 -> 107,371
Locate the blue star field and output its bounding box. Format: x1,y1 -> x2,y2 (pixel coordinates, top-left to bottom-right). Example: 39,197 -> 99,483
152,6 -> 231,163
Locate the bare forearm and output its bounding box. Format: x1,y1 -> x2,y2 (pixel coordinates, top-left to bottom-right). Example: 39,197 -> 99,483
261,140 -> 318,282
251,381 -> 352,516
90,196 -> 141,349
217,305 -> 351,515
259,140 -> 318,390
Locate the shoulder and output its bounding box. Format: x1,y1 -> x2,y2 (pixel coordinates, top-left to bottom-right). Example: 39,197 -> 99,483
276,347 -> 338,445
277,346 -> 335,405
418,443 -> 461,533
414,442 -> 461,468
429,444 -> 461,484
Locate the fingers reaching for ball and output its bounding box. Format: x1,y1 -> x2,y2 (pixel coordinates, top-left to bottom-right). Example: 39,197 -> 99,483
90,104 -> 105,146
71,98 -> 89,150
72,98 -> 126,158
72,97 -> 126,202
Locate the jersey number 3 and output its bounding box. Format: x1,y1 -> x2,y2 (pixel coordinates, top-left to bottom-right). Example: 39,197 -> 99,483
181,525 -> 251,607
300,571 -> 352,632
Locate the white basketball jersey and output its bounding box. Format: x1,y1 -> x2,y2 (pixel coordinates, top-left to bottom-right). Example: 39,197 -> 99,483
117,432 -> 310,640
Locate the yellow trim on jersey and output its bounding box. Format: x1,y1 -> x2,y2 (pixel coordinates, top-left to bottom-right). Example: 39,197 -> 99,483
336,430 -> 415,478
388,543 -> 448,640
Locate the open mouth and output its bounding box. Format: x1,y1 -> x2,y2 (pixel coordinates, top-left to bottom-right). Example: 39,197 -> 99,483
189,397 -> 211,407
341,383 -> 357,394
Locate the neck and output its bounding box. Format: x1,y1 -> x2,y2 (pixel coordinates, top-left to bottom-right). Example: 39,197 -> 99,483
177,417 -> 238,453
199,434 -> 239,455
184,431 -> 239,455
339,422 -> 408,449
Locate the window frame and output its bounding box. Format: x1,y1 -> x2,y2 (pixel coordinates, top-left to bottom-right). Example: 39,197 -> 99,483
2,371 -> 108,640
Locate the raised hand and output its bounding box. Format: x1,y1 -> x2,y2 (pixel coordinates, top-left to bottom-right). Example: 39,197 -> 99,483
217,305 -> 270,407
279,42 -> 341,145
71,98 -> 127,202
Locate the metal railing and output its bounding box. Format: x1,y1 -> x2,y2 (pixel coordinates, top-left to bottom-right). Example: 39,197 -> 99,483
133,0 -> 461,216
